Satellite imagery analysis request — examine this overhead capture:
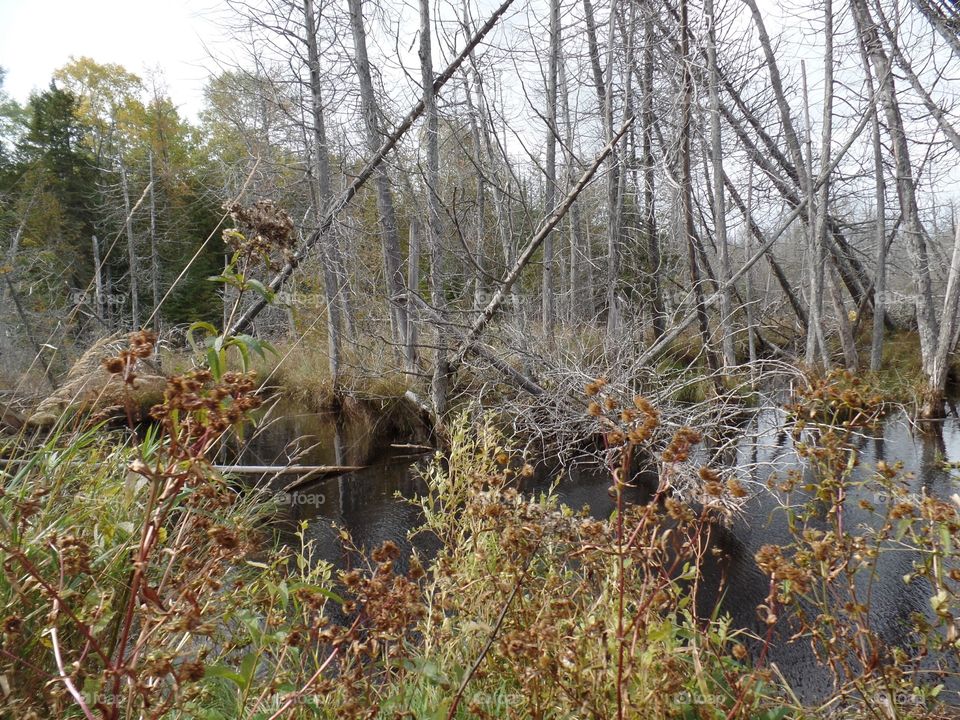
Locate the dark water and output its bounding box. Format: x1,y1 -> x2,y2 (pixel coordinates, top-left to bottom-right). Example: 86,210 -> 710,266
233,401 -> 960,705
700,409 -> 960,704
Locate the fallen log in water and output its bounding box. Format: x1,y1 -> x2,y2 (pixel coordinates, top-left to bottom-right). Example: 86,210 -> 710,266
215,464 -> 365,476
214,465 -> 367,494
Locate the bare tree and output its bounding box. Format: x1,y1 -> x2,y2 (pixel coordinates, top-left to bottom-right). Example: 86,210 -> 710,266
304,0 -> 347,384
347,0 -> 408,351
419,0 -> 449,414
542,0 -> 560,340
706,0 -> 735,368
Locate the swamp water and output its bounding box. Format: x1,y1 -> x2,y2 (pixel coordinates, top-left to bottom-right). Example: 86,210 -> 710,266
232,401 -> 960,705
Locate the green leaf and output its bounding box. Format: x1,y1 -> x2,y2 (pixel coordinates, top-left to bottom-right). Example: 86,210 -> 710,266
940,524 -> 952,554
204,664 -> 246,688
245,279 -> 275,301
187,321 -> 219,351
229,337 -> 251,371
207,347 -> 222,380
287,581 -> 345,605
239,652 -> 258,690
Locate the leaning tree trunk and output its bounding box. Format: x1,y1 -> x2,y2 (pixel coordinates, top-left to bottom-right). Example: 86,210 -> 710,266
853,0 -> 940,411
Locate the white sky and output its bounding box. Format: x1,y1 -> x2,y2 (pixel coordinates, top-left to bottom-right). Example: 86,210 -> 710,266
0,0 -> 223,119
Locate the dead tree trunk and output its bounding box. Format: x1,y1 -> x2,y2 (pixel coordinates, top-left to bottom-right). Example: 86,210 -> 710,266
926,222 -> 960,417
559,54 -> 588,322
745,166 -> 758,368
681,0 -> 720,378
148,151 -> 160,317
541,0 -> 560,344
226,0 -> 516,338
542,0 -> 560,341
120,160 -> 139,330
604,0 -> 624,336
419,0 -> 449,414
853,0 -> 940,411
92,234 -> 105,323
641,7 -> 665,339
406,217 -> 420,377
348,0 -> 407,351
305,0 -> 349,383
706,0 -> 735,367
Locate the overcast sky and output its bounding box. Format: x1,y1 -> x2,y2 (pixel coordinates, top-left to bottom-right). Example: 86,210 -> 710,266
0,0 -> 223,119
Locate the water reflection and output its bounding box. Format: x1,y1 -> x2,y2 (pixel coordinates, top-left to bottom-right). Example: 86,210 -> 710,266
235,401 -> 960,704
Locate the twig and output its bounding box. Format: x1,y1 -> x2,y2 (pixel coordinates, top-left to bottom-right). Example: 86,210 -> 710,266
446,553 -> 533,720
50,626 -> 96,720
50,552 -> 97,720
263,618 -> 360,720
